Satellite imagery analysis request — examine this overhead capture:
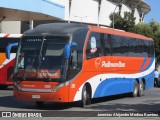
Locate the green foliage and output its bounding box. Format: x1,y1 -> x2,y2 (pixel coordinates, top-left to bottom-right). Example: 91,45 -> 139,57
109,12 -> 160,63
134,23 -> 154,38
109,12 -> 136,32
134,21 -> 160,62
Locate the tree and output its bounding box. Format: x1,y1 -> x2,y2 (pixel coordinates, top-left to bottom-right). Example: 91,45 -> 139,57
134,21 -> 160,63
134,23 -> 153,38
109,12 -> 136,32
109,12 -> 160,63
123,12 -> 136,32
109,12 -> 124,29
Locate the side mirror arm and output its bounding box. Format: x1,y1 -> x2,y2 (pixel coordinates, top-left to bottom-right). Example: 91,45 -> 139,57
64,42 -> 77,59
6,42 -> 18,59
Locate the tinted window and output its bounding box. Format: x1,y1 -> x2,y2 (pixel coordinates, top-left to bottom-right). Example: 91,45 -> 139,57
112,35 -> 127,56
104,34 -> 111,56
149,41 -> 154,57
86,32 -> 102,59
72,28 -> 88,66
111,35 -> 154,57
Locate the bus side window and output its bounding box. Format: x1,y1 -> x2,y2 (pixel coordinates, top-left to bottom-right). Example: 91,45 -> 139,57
71,50 -> 78,69
149,41 -> 154,57
69,49 -> 82,80
86,32 -> 102,59
104,34 -> 111,56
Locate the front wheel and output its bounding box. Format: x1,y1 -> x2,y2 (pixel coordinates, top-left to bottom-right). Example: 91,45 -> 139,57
81,85 -> 91,107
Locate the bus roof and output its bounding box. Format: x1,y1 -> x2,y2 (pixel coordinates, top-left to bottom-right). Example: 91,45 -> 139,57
88,25 -> 153,41
23,23 -> 153,41
24,23 -> 88,36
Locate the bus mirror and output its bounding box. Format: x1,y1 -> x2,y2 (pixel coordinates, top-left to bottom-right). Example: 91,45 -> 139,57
64,42 -> 77,59
6,42 -> 18,59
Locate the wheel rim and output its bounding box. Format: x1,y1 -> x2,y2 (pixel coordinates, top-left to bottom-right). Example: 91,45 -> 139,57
84,90 -> 87,102
134,82 -> 138,96
82,88 -> 87,106
140,83 -> 144,92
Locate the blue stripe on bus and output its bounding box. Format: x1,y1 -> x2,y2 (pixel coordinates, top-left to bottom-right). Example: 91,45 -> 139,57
139,57 -> 147,71
93,70 -> 154,98
144,57 -> 155,71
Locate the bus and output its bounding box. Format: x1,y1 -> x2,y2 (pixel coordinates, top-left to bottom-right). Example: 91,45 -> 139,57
7,23 -> 154,107
0,34 -> 22,89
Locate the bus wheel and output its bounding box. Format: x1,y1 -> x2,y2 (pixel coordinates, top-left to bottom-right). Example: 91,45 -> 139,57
138,81 -> 145,97
81,85 -> 91,107
36,101 -> 44,108
132,80 -> 138,97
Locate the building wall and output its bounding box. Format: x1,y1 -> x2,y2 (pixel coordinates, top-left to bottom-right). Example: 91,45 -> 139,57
1,21 -> 21,34
99,0 -> 118,26
50,0 -> 69,21
120,4 -> 132,18
134,8 -> 140,24
69,0 -> 98,24
1,0 -> 149,33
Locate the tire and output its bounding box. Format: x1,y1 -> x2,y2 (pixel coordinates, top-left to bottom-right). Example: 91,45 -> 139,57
132,80 -> 138,97
36,101 -> 44,108
138,81 -> 145,97
81,85 -> 91,107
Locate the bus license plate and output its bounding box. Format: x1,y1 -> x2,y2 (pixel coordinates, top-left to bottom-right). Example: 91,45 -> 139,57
32,95 -> 40,99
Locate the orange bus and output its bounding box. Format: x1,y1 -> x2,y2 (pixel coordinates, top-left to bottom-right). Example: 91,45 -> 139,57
8,23 -> 154,107
0,34 -> 21,89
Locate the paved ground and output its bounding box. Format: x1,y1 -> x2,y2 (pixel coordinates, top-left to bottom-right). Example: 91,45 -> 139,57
0,87 -> 160,120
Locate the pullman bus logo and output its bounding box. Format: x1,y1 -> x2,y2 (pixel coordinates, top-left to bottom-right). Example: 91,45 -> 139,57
102,61 -> 126,68
95,58 -> 126,68
95,58 -> 102,69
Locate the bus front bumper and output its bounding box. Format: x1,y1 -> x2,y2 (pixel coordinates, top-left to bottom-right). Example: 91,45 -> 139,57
13,87 -> 69,103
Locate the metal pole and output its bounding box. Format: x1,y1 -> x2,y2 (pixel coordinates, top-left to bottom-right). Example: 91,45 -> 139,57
113,5 -> 118,29
112,0 -> 125,29
29,20 -> 33,29
74,15 -> 87,24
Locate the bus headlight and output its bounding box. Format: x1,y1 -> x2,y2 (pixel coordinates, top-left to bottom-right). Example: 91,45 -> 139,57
52,84 -> 64,92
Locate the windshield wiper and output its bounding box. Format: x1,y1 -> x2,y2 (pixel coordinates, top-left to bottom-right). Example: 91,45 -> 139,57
37,36 -> 46,77
23,51 -> 37,80
23,36 -> 46,80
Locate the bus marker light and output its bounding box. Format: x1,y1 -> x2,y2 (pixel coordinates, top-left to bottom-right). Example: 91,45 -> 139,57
71,84 -> 75,88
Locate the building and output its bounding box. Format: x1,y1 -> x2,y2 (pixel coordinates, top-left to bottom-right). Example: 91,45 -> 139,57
0,0 -> 151,34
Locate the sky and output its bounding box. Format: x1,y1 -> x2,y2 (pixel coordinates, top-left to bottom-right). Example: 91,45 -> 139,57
144,0 -> 160,23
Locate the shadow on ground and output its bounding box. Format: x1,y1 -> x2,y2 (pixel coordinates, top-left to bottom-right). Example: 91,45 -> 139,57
0,92 -> 160,111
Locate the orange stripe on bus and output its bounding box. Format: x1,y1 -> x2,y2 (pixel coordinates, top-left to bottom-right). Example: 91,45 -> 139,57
0,53 -> 6,64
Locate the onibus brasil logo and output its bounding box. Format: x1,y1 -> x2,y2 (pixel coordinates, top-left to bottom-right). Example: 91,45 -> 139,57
95,58 -> 126,69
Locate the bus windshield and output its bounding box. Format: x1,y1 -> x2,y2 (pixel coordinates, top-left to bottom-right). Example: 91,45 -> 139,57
14,36 -> 69,82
